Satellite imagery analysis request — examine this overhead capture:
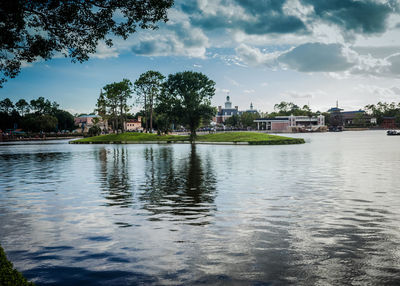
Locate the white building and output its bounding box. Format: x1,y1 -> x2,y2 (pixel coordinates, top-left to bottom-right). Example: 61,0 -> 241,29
254,115 -> 325,132
215,96 -> 258,123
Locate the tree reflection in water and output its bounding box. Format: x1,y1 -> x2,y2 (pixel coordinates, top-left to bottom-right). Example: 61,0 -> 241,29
97,145 -> 217,224
140,145 -> 217,225
98,147 -> 133,207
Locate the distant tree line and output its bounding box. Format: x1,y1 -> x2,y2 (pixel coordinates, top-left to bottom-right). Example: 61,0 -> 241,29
0,97 -> 75,132
224,112 -> 260,129
97,70 -> 216,140
270,101 -> 316,117
365,102 -> 400,126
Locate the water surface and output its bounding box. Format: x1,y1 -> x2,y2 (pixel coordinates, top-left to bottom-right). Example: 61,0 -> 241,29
1,131 -> 400,285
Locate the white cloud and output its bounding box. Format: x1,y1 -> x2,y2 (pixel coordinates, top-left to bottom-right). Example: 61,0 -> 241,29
91,42 -> 119,59
21,61 -> 34,68
243,89 -> 255,94
282,90 -> 327,99
223,76 -> 242,87
354,84 -> 400,99
235,44 -> 285,67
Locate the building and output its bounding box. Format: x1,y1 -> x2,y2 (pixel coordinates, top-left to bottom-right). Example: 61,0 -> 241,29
125,116 -> 143,131
215,96 -> 258,123
216,96 -> 239,123
327,106 -> 377,127
381,117 -> 396,129
74,114 -> 107,133
245,103 -> 258,114
254,115 -> 325,132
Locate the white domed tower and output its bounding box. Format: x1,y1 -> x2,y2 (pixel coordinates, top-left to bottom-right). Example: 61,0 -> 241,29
225,96 -> 232,109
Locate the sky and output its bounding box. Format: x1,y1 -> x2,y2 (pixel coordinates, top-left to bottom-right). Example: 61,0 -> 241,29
2,0 -> 400,114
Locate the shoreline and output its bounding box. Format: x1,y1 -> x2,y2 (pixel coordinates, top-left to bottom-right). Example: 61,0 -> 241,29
70,140 -> 303,145
69,132 -> 305,145
0,136 -> 82,143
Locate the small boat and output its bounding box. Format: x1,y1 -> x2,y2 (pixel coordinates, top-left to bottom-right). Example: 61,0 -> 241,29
387,130 -> 400,136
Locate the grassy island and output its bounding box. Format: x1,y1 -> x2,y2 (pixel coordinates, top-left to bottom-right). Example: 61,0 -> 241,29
71,132 -> 304,145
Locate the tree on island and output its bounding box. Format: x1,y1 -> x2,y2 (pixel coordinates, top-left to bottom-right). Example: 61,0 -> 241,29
101,79 -> 133,132
134,71 -> 165,133
0,0 -> 173,87
162,71 -> 216,141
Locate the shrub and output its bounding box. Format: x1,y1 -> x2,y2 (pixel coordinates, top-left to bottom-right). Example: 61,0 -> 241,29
0,245 -> 34,285
88,125 -> 101,137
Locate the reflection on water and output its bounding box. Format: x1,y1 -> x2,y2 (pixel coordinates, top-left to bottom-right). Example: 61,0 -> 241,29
98,148 -> 132,208
140,146 -> 217,223
1,132 -> 400,285
96,145 -> 217,223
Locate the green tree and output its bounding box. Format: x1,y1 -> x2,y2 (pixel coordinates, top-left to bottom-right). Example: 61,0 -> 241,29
37,115 -> 58,132
154,112 -> 172,135
163,71 -> 216,140
154,86 -> 178,134
102,87 -> 118,132
29,97 -> 57,115
88,125 -> 101,137
96,90 -> 107,118
134,70 -> 165,133
22,114 -> 58,132
0,244 -> 34,286
0,0 -> 173,87
15,99 -> 30,116
54,110 -> 75,131
271,101 -> 316,117
353,113 -> 366,127
102,79 -> 133,132
0,98 -> 14,114
224,114 -> 240,127
240,112 -> 260,129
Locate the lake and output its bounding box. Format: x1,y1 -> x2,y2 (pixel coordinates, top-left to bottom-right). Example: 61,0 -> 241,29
1,131 -> 400,285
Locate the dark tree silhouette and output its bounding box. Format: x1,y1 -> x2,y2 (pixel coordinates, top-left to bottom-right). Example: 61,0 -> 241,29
0,0 -> 174,87
162,71 -> 216,140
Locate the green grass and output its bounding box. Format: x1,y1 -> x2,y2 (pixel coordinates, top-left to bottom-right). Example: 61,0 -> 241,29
0,244 -> 34,286
195,132 -> 303,144
73,132 -> 189,143
71,132 -> 304,145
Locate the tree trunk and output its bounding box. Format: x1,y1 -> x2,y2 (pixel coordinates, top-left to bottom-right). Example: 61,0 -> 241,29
149,95 -> 153,133
190,128 -> 196,142
120,105 -> 124,133
144,95 -> 148,133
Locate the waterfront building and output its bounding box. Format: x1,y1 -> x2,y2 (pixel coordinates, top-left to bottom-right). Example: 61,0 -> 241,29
245,103 -> 258,114
74,114 -> 107,133
381,117 -> 396,129
216,96 -> 239,123
327,106 -> 377,127
125,116 -> 143,131
254,115 -> 325,132
215,96 -> 258,123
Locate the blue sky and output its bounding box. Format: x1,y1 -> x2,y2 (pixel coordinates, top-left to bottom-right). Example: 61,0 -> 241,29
2,0 -> 400,114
